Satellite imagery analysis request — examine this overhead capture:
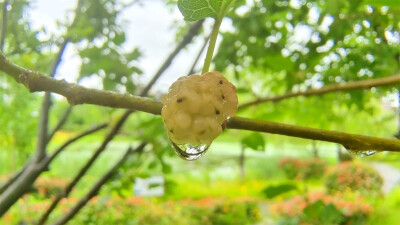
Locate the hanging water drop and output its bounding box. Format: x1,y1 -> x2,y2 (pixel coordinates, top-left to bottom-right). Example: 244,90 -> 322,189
346,149 -> 378,157
171,142 -> 210,161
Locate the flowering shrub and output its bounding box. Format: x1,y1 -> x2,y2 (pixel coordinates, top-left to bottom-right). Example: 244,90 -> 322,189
34,177 -> 69,197
271,191 -> 373,225
207,198 -> 260,225
325,162 -> 383,195
71,196 -> 260,225
4,195 -> 260,225
278,157 -> 326,180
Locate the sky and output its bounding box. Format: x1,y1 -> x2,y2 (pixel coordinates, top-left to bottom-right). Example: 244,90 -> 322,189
29,0 -> 211,93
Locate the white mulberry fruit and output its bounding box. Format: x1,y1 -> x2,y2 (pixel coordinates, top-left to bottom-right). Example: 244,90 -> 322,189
161,71 -> 238,145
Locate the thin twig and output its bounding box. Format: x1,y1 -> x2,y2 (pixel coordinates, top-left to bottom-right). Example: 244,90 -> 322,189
0,37 -> 72,215
34,92 -> 51,163
139,19 -> 204,95
122,0 -> 140,8
35,37 -> 70,163
187,34 -> 210,75
47,106 -> 73,143
49,142 -> 146,225
226,117 -> 400,152
34,123 -> 108,225
239,75 -> 400,109
45,123 -> 108,165
36,111 -> 130,225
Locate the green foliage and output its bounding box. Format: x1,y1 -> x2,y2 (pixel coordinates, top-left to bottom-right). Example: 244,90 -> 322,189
325,162 -> 383,195
0,0 -> 54,165
302,200 -> 344,225
262,183 -> 297,199
214,0 -> 399,135
2,0 -> 42,55
78,44 -> 141,92
241,132 -> 265,151
55,197 -> 259,225
368,187 -> 400,224
67,1 -> 122,42
178,0 -> 236,21
208,200 -> 260,225
68,1 -> 143,93
365,0 -> 400,7
0,76 -> 39,160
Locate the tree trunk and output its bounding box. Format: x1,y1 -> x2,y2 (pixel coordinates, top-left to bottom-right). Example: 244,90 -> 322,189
337,144 -> 342,164
0,163 -> 43,216
312,140 -> 319,158
239,146 -> 246,182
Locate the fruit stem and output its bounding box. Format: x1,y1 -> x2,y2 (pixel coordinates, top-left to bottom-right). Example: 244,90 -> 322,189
202,18 -> 222,74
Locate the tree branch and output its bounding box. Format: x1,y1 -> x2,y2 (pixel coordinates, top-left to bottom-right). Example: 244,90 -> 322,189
0,160 -> 30,194
1,100 -> 84,191
35,37 -> 70,163
139,19 -> 204,95
36,16 -> 203,225
1,1 -> 83,216
0,37 -> 72,216
47,106 -> 73,143
44,123 -> 108,166
36,111 -> 130,225
0,0 -> 9,51
239,74 -> 400,109
34,92 -> 51,163
0,123 -> 107,217
3,51 -> 400,154
49,142 -> 146,225
0,162 -> 44,216
226,117 -> 400,152
0,56 -> 163,114
187,34 -> 210,75
2,51 -> 400,153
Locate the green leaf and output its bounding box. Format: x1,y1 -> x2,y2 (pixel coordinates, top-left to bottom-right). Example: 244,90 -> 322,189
303,201 -> 344,224
178,0 -> 235,21
365,0 -> 400,7
113,33 -> 126,45
262,183 -> 297,199
162,163 -> 172,174
241,133 -> 265,151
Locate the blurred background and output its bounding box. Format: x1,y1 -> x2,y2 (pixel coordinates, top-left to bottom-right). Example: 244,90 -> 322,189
1,0 -> 400,224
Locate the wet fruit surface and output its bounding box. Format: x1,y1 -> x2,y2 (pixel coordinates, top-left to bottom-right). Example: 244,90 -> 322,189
162,71 -> 238,146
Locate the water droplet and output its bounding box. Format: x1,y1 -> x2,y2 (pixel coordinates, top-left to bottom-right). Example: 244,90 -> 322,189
346,149 -> 377,157
171,142 -> 209,161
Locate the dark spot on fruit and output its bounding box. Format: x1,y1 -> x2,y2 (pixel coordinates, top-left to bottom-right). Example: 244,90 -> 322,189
219,80 -> 223,84
170,129 -> 174,133
221,94 -> 225,100
177,98 -> 183,103
215,109 -> 220,115
198,130 -> 206,135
